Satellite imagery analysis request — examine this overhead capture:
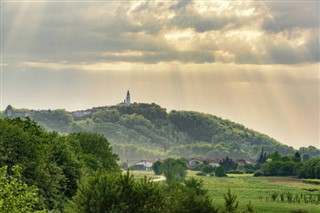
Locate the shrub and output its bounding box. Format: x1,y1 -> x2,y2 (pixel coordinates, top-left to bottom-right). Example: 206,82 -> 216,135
196,172 -> 207,176
302,179 -> 320,185
223,189 -> 239,212
215,166 -> 227,177
253,170 -> 263,177
226,170 -> 244,174
245,169 -> 255,174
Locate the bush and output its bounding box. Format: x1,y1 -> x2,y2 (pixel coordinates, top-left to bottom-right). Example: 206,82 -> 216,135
202,165 -> 215,174
302,179 -> 320,185
253,170 -> 263,177
226,170 -> 244,174
196,172 -> 207,176
215,166 -> 227,177
67,171 -> 218,213
66,171 -> 166,213
245,169 -> 255,174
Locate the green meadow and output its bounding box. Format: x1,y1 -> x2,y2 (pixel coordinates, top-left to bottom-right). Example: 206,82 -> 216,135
131,170 -> 320,213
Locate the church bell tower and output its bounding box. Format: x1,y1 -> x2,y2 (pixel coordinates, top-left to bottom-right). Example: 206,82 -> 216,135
125,90 -> 130,106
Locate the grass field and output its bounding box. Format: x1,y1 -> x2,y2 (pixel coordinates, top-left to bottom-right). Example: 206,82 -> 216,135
131,170 -> 320,213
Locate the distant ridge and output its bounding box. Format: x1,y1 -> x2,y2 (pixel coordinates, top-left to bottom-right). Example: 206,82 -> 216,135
2,103 -> 319,163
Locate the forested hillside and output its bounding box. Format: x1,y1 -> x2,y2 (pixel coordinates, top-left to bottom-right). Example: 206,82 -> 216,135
4,103 -> 320,163
0,118 -> 119,211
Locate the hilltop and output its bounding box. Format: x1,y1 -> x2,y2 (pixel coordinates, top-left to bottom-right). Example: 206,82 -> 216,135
3,103 -> 319,163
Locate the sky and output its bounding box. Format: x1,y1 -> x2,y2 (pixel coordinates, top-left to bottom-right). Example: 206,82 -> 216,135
0,0 -> 319,148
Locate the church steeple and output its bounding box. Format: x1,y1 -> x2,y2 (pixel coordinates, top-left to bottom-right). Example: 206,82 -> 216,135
125,90 -> 130,106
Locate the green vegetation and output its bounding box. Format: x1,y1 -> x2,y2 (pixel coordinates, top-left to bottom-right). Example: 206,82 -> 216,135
0,118 -> 119,211
187,171 -> 320,213
254,151 -> 320,179
2,115 -> 319,212
159,158 -> 188,184
0,166 -> 43,213
298,158 -> 320,179
7,103 -> 318,163
66,171 -> 218,213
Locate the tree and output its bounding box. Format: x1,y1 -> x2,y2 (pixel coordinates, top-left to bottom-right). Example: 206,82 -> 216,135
92,109 -> 120,123
297,158 -> 320,179
215,166 -> 226,177
293,151 -> 301,163
67,132 -> 119,172
152,160 -> 162,175
167,178 -> 218,213
302,154 -> 310,162
160,158 -> 187,184
220,156 -> 237,171
223,189 -> 239,213
202,165 -> 215,174
66,171 -> 166,213
258,148 -> 267,164
0,165 -> 43,212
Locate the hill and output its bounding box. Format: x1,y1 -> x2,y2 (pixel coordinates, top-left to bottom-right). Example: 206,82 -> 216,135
3,103 -> 319,163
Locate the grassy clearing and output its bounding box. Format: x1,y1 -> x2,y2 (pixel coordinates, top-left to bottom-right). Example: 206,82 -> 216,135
188,171 -> 320,213
129,170 -> 320,212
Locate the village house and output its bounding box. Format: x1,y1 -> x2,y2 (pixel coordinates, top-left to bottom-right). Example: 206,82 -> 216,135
130,160 -> 154,171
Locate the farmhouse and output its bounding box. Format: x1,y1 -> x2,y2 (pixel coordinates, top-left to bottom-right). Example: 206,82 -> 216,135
188,158 -> 203,166
131,160 -> 154,171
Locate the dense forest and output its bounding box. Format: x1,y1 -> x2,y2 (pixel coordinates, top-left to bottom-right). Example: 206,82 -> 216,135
2,103 -> 320,163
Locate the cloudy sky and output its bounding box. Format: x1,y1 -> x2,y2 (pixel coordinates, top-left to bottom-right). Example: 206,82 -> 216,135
1,0 -> 319,148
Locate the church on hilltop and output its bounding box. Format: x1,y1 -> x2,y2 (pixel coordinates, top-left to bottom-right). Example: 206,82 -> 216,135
118,90 -> 131,107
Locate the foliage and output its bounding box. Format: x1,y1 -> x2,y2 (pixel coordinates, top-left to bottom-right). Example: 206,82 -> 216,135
293,152 -> 302,163
0,118 -> 119,211
152,160 -> 162,175
66,170 -> 165,213
257,148 -> 267,164
297,158 -> 320,179
258,151 -> 298,176
67,132 -> 119,172
215,166 -> 227,177
202,164 -> 215,174
253,170 -> 263,177
0,165 -> 43,213
223,189 -> 239,213
15,103 -> 304,162
33,109 -> 73,131
67,171 -> 218,213
246,200 -> 256,213
116,103 -> 167,121
166,178 -> 218,213
299,146 -> 320,158
220,156 -> 238,171
160,158 -> 188,184
302,179 -> 320,185
92,109 -> 120,123
196,172 -> 207,176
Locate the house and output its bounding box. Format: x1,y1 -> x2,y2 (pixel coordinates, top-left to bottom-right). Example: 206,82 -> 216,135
4,105 -> 36,118
72,109 -> 92,119
130,160 -> 154,171
235,159 -> 253,165
188,158 -> 203,166
206,158 -> 221,167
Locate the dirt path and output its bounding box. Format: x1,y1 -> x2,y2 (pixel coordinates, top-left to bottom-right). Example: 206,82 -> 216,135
153,176 -> 166,182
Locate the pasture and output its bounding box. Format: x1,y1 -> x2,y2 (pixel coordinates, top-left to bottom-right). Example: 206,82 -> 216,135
131,170 -> 320,212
